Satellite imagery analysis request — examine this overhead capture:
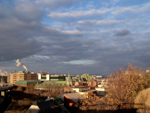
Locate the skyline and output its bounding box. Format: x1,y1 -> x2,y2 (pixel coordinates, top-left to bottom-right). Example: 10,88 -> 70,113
0,0 -> 150,75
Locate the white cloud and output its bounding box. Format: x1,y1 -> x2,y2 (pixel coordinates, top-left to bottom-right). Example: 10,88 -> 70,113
64,60 -> 95,65
48,9 -> 110,19
75,20 -> 124,27
35,0 -> 83,10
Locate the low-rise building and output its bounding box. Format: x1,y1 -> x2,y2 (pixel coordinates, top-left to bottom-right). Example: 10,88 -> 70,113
37,73 -> 65,81
35,81 -> 67,90
95,75 -> 102,79
146,69 -> 150,73
72,86 -> 89,92
15,81 -> 41,87
60,93 -> 86,107
95,88 -> 106,96
64,86 -> 89,93
95,85 -> 106,96
26,100 -> 57,113
27,97 -> 69,113
88,79 -> 97,87
64,87 -> 74,93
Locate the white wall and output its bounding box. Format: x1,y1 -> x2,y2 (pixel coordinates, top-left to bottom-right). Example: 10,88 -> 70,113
95,87 -> 106,96
46,74 -> 49,80
37,73 -> 41,80
73,88 -> 80,92
95,87 -> 105,91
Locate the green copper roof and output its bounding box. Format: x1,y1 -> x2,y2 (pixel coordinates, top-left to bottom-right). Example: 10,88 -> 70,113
75,74 -> 81,82
35,81 -> 67,88
76,74 -> 81,79
18,71 -> 30,73
66,70 -> 72,82
81,73 -> 92,81
15,81 -> 41,84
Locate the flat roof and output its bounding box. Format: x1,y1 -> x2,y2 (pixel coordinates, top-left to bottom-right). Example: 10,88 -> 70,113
35,81 -> 67,88
64,86 -> 89,88
64,93 -> 85,103
15,81 -> 41,84
38,100 -> 56,111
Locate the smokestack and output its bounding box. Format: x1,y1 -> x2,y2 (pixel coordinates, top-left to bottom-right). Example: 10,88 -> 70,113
0,68 -> 9,76
16,59 -> 28,71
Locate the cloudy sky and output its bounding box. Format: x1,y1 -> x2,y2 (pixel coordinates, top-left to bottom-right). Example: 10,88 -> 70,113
0,0 -> 150,75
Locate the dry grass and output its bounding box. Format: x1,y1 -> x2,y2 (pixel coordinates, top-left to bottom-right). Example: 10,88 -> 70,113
134,88 -> 150,113
135,88 -> 150,106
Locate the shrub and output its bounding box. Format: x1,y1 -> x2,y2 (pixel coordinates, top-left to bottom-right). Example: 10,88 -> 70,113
135,88 -> 150,107
134,88 -> 150,113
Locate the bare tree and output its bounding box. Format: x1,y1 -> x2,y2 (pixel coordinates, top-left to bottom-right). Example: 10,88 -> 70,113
42,82 -> 64,97
107,63 -> 148,106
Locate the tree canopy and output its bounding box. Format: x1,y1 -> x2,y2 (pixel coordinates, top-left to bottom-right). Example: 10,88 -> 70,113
81,73 -> 92,81
107,63 -> 148,104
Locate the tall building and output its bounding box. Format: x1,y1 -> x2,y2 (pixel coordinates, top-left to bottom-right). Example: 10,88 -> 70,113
9,71 -> 37,84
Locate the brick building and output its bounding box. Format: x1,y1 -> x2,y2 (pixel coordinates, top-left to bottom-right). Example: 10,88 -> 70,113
9,71 -> 37,84
88,79 -> 97,87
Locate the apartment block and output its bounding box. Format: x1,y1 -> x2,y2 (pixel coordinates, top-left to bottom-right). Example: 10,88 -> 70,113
9,72 -> 37,84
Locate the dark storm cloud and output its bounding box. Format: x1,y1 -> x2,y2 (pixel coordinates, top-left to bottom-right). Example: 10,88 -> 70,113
0,1 -> 43,61
1,0 -> 150,75
37,38 -> 90,61
24,1 -> 150,75
0,38 -> 42,61
135,54 -> 150,64
114,30 -> 130,36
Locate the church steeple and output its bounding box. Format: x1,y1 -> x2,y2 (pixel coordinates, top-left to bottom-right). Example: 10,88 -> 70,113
67,70 -> 72,82
66,70 -> 73,86
68,70 -> 70,77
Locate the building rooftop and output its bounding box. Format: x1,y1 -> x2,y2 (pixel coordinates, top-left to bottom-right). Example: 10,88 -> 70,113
35,81 -> 67,88
38,100 -> 56,111
26,105 -> 40,113
18,71 -> 30,73
27,100 -> 56,113
63,93 -> 85,103
15,81 -> 41,84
